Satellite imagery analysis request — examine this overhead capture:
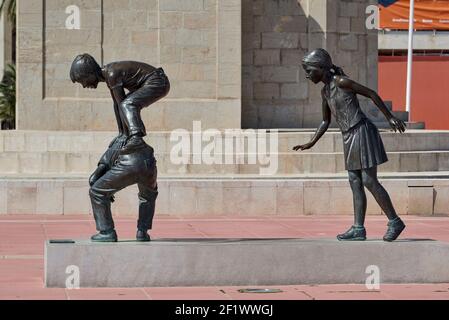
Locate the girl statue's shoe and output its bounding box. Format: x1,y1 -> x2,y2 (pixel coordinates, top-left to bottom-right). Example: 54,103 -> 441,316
383,217 -> 406,242
136,229 -> 151,241
337,225 -> 367,241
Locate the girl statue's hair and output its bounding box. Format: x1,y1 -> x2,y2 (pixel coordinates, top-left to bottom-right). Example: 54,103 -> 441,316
69,53 -> 102,83
302,48 -> 347,76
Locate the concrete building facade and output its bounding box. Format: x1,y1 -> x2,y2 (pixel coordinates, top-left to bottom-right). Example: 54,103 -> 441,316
16,0 -> 377,131
17,0 -> 241,131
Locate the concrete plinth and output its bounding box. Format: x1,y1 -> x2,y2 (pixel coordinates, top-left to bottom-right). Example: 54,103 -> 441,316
45,238 -> 449,287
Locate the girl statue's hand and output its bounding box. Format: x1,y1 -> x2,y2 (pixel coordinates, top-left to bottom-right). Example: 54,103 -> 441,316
293,142 -> 314,151
388,116 -> 406,133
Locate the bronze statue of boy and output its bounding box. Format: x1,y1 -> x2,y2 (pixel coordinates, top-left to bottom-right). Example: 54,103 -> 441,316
70,53 -> 170,242
294,48 -> 406,242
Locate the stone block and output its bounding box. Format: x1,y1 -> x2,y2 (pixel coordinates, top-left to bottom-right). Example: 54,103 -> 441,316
351,17 -> 367,34
131,31 -> 158,46
42,152 -> 66,174
339,34 -> 358,51
182,47 -> 216,64
169,185 -> 197,215
63,185 -> 91,215
304,185 -> 331,215
4,132 -> 25,152
160,12 -> 183,29
254,49 -> 280,66
112,185 -> 139,216
129,0 -> 158,11
281,49 -> 304,66
7,181 -> 37,214
261,66 -> 299,83
45,239 -> 449,287
339,1 -> 359,17
278,0 -> 306,15
247,183 -> 277,215
337,17 -> 351,33
399,153 -> 419,172
160,0 -> 204,11
0,152 -> 20,173
196,183 -> 224,216
434,186 -> 449,215
262,32 -> 299,49
276,181 -> 304,215
184,12 -> 216,29
36,181 -> 64,215
254,15 -> 307,33
254,83 -> 280,100
19,153 -> 43,174
65,153 -> 93,174
408,187 -> 434,215
281,83 -> 308,100
418,153 -> 438,172
160,46 -> 182,64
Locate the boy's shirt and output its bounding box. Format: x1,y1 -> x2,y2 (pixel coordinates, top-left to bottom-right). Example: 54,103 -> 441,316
103,61 -> 156,92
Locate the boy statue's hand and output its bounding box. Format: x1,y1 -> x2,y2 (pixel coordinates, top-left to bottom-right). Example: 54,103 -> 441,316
89,164 -> 108,187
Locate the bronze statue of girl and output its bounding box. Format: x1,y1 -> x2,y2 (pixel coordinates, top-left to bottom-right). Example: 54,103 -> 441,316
294,48 -> 406,241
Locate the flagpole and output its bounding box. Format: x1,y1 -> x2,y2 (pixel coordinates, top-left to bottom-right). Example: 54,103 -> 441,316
405,0 -> 415,119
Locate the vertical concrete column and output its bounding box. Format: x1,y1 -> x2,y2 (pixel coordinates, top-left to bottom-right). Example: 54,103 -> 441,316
16,0 -> 44,129
0,11 -> 13,77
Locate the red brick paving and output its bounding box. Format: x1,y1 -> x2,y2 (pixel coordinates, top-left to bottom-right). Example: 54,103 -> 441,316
0,214 -> 449,300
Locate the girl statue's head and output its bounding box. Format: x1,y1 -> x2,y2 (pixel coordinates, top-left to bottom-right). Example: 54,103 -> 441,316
70,53 -> 103,89
301,48 -> 346,84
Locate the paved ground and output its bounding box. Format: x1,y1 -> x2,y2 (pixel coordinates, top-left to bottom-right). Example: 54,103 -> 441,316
0,214 -> 449,300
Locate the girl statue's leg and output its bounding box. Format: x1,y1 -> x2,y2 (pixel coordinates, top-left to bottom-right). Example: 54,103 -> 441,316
348,169 -> 367,226
361,166 -> 406,241
337,170 -> 367,241
361,166 -> 397,220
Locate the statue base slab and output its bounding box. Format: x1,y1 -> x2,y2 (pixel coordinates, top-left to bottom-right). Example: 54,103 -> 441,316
45,238 -> 449,287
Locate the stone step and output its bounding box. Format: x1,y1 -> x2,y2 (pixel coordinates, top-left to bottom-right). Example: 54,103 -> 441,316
2,174 -> 448,216
44,239 -> 449,287
1,150 -> 449,175
373,121 -> 426,130
1,130 -> 448,154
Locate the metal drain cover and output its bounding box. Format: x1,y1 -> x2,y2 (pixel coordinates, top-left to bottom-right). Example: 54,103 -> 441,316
238,288 -> 283,294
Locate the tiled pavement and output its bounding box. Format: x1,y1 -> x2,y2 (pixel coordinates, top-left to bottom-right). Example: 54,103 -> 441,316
0,214 -> 449,300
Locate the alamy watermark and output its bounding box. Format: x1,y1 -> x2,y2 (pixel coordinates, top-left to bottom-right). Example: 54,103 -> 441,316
365,264 -> 381,290
169,121 -> 279,175
65,264 -> 80,289
65,5 -> 80,30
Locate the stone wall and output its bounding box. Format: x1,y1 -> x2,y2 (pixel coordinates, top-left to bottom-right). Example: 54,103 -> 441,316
242,0 -> 378,129
16,0 -> 377,131
16,0 -> 241,131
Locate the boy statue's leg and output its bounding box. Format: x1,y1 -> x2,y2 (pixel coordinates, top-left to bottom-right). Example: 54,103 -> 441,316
136,174 -> 158,241
89,162 -> 138,242
119,70 -> 170,151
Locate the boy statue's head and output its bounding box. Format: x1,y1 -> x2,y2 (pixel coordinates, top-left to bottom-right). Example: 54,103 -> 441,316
70,53 -> 103,89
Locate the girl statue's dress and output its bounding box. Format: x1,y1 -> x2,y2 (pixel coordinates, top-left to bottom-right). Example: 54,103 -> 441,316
324,76 -> 388,171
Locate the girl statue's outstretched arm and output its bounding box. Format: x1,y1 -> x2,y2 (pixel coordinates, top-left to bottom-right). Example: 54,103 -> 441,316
293,89 -> 331,151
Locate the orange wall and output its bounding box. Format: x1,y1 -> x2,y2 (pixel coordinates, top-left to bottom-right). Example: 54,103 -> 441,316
378,56 -> 449,129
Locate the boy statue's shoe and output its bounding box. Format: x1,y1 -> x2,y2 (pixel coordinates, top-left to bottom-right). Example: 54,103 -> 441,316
136,229 -> 151,242
91,229 -> 118,242
121,135 -> 145,154
383,217 -> 406,242
337,225 -> 366,241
